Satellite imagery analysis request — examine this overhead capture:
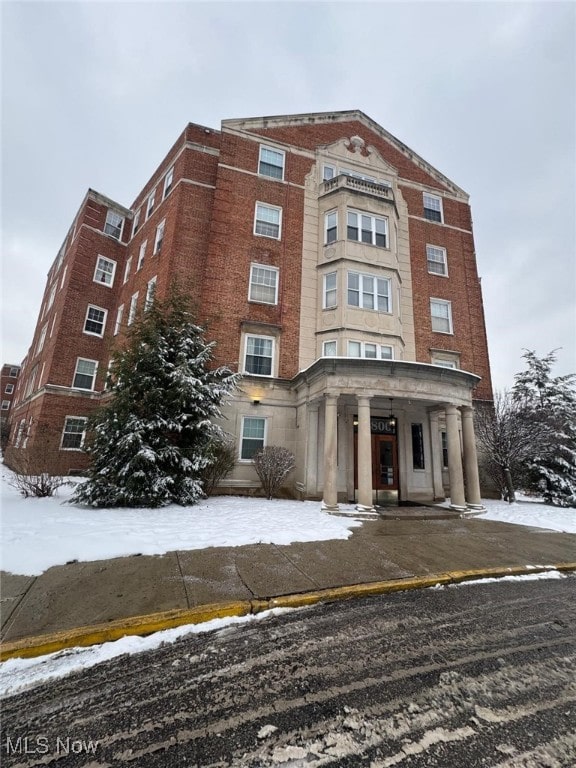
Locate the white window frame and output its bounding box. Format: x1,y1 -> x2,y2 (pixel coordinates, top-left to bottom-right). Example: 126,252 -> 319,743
258,145 -> 285,180
114,304 -> 124,335
83,305 -> 108,337
132,208 -> 141,236
423,192 -> 444,224
1,400 -> 9,411
430,299 -> 453,334
60,416 -> 88,450
50,314 -> 57,338
93,256 -> 117,287
322,340 -> 337,356
240,416 -> 267,461
346,209 -> 388,248
248,264 -> 279,305
432,358 -> 458,369
9,367 -> 19,377
323,164 -> 336,181
5,384 -> 14,394
104,210 -> 124,240
347,341 -> 394,360
36,323 -> 48,355
153,220 -> 165,254
347,272 -> 392,313
325,210 -> 338,244
243,334 -> 275,377
47,283 -> 57,311
72,358 -> 98,391
123,256 -> 132,284
128,293 -> 139,325
60,264 -> 68,289
163,166 -> 174,199
145,276 -> 157,310
323,272 -> 337,309
254,202 -> 282,240
146,190 -> 156,220
426,245 -> 448,276
137,240 -> 147,271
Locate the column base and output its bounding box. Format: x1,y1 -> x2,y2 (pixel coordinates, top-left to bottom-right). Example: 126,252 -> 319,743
355,503 -> 375,513
449,504 -> 468,512
466,503 -> 486,511
321,500 -> 339,512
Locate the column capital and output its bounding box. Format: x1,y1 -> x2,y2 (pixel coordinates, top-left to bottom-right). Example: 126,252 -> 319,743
460,405 -> 474,417
356,394 -> 372,407
444,403 -> 459,417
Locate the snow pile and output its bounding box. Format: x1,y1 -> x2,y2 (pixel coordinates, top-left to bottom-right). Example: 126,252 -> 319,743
481,497 -> 575,533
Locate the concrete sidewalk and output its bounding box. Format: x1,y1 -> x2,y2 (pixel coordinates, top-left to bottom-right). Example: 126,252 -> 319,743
2,512 -> 575,655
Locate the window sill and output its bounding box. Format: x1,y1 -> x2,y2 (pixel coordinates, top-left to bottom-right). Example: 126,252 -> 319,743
427,271 -> 449,278
248,299 -> 278,307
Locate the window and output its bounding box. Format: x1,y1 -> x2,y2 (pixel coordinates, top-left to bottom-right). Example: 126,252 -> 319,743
61,417 -> 88,450
244,335 -> 274,376
60,264 -> 68,289
146,190 -> 156,220
347,272 -> 391,312
47,283 -> 57,311
5,384 -> 14,394
347,341 -> 394,359
145,276 -> 157,310
50,314 -> 57,338
423,193 -> 443,223
430,299 -> 453,334
14,420 -> 26,447
441,431 -> 449,468
1,401 -> 9,411
325,211 -> 337,244
123,257 -> 132,284
323,340 -> 337,356
9,367 -> 19,377
132,209 -> 141,235
240,417 -> 266,460
84,305 -> 107,336
137,240 -> 147,271
128,293 -> 139,325
104,210 -> 124,239
73,358 -> 98,390
153,220 -> 165,254
411,423 -> 425,470
426,245 -> 448,276
254,203 -> 281,239
36,324 -> 48,355
114,304 -> 124,335
258,146 -> 285,180
323,164 -> 336,181
163,167 -> 174,199
432,358 -> 457,369
249,264 -> 278,304
93,256 -> 116,286
347,210 -> 387,248
323,272 -> 337,309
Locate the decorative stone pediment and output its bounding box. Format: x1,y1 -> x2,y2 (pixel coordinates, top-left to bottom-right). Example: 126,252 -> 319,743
318,138 -> 398,179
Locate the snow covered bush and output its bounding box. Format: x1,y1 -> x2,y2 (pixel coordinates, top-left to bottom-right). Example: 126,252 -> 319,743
7,423 -> 66,498
72,290 -> 239,508
199,435 -> 236,496
253,446 -> 295,499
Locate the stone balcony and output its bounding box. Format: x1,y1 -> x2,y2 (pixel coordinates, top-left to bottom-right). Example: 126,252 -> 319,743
320,174 -> 394,202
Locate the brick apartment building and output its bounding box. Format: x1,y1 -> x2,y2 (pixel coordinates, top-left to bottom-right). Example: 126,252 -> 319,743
6,110 -> 493,510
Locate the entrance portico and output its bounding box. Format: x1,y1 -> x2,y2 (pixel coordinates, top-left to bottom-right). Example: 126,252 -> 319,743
295,358 -> 485,511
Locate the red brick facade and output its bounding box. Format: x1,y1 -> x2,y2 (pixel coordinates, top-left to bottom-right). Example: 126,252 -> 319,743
6,111 -> 493,493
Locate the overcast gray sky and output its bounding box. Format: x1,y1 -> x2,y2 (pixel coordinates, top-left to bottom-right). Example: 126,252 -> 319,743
2,1 -> 575,390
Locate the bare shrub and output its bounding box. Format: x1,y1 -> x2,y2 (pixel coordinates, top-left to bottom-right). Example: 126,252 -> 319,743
7,423 -> 66,498
200,435 -> 236,496
253,446 -> 295,499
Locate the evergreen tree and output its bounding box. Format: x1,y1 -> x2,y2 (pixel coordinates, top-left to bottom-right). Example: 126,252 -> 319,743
512,350 -> 576,507
73,291 -> 239,508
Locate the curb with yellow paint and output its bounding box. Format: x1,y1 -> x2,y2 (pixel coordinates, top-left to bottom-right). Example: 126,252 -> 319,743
2,563 -> 575,662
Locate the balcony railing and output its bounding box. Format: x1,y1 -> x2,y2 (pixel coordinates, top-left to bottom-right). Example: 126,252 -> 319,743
321,174 -> 393,201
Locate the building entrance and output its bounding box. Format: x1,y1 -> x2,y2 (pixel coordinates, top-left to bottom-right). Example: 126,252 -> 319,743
354,416 -> 399,505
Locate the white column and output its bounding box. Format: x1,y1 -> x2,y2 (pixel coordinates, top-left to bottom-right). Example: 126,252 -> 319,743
428,410 -> 445,501
306,402 -> 319,496
356,396 -> 374,511
322,393 -> 339,510
461,405 -> 484,509
445,404 -> 467,511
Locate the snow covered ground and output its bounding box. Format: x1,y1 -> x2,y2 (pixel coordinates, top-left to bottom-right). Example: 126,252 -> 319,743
1,469 -> 574,577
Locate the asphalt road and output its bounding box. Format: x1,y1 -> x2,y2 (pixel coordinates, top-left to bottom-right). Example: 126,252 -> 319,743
2,576 -> 575,767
